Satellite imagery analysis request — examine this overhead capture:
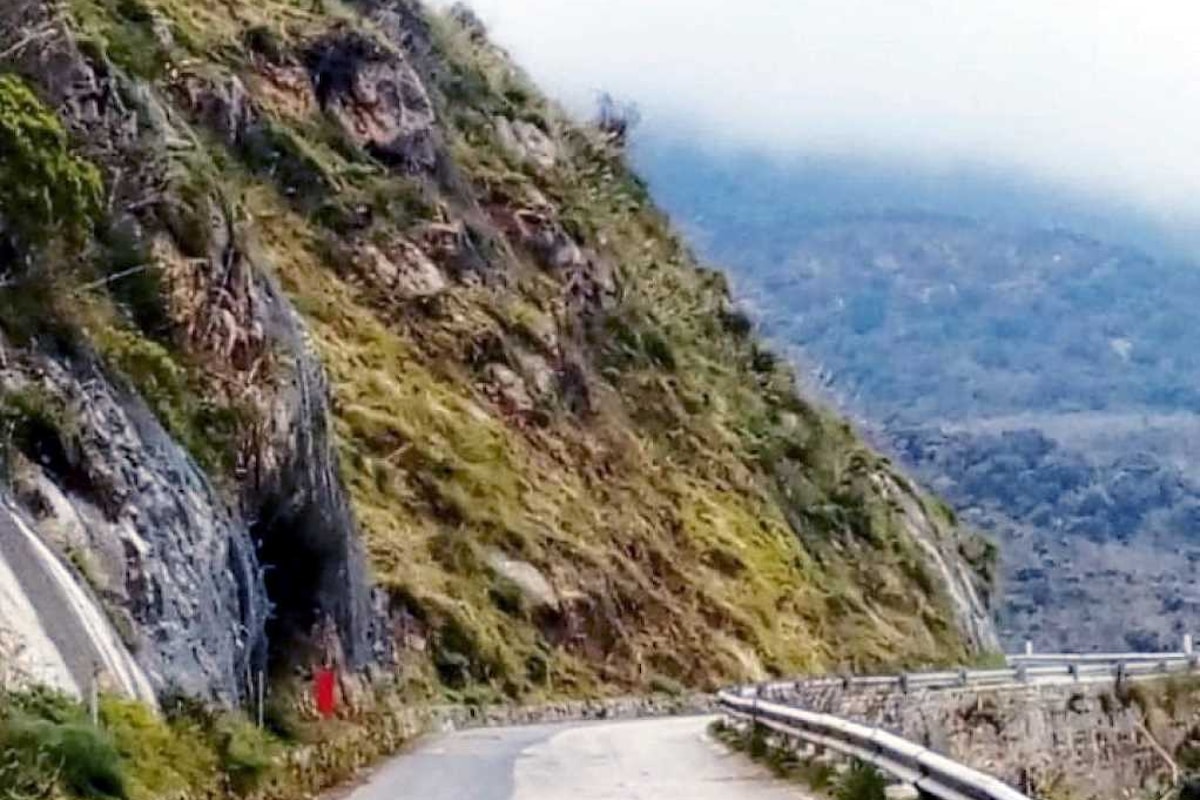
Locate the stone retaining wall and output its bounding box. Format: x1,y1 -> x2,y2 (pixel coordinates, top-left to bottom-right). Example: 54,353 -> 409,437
765,677 -> 1200,798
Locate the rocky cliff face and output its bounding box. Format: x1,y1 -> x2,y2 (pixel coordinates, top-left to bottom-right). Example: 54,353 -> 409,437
0,0 -> 996,703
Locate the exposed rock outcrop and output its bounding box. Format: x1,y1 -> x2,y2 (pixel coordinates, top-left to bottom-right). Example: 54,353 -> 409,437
0,0 -> 381,699
0,344 -> 264,700
307,29 -> 438,172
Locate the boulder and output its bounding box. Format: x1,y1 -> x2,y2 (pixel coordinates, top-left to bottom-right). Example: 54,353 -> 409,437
307,31 -> 437,172
483,363 -> 534,413
352,238 -> 447,298
495,116 -> 559,171
486,551 -> 559,610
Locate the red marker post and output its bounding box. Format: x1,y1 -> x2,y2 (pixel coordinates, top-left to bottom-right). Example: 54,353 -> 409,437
314,668 -> 337,719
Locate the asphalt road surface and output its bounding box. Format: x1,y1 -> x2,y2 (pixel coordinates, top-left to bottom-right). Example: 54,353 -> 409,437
345,715 -> 805,799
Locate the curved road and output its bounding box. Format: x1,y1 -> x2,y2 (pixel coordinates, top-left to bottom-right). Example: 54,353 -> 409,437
345,715 -> 806,799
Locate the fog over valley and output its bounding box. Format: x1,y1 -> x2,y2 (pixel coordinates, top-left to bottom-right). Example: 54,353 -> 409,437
455,0 -> 1200,241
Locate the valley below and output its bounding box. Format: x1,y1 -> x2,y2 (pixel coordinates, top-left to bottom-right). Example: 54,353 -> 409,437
637,146 -> 1200,651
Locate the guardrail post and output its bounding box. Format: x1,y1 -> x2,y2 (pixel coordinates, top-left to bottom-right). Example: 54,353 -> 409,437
958,668 -> 968,687
1185,633 -> 1194,656
899,672 -> 910,694
89,664 -> 100,727
1116,661 -> 1128,687
1016,664 -> 1028,683
1069,663 -> 1079,682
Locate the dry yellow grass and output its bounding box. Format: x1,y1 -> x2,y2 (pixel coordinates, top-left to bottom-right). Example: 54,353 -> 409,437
56,0 -> 989,701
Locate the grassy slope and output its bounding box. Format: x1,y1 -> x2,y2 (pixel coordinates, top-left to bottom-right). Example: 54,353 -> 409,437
42,0 -> 990,703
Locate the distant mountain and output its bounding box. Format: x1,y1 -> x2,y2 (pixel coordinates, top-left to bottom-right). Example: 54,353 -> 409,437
637,140 -> 1200,650
707,214 -> 1200,421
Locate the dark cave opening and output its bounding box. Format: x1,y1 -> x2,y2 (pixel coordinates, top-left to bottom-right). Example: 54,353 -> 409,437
253,501 -> 348,672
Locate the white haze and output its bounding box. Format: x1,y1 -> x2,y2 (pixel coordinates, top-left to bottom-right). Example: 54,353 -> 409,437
446,0 -> 1200,231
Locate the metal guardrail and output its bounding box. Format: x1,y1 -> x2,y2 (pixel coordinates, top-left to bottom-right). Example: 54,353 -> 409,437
1008,651 -> 1193,666
750,654 -> 1199,698
719,649 -> 1199,800
719,690 -> 1031,800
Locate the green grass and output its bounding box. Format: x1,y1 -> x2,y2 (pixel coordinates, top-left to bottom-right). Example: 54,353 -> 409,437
711,718 -> 888,800
836,762 -> 888,800
0,715 -> 126,799
0,688 -> 285,800
0,74 -> 102,249
91,324 -> 248,478
0,690 -> 126,800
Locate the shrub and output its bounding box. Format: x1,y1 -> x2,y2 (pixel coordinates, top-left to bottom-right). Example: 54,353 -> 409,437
213,714 -> 279,794
0,713 -> 127,799
54,722 -> 128,798
488,575 -> 526,617
747,722 -> 769,759
0,74 -> 102,249
836,761 -> 887,800
0,385 -> 77,479
101,696 -> 219,798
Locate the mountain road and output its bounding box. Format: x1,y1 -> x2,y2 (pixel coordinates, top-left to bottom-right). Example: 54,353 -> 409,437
342,715 -> 806,799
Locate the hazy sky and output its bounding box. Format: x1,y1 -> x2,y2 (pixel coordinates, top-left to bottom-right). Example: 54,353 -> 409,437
447,0 -> 1200,227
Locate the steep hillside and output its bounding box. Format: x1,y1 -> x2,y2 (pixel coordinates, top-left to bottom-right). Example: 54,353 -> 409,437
0,0 -> 994,710
637,145 -> 1200,650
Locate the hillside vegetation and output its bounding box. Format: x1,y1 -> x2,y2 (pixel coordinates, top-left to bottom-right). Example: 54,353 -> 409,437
637,146 -> 1200,650
0,0 -> 993,717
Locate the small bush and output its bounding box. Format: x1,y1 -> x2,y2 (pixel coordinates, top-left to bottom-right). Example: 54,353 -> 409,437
243,24 -> 287,63
0,385 -> 78,478
54,722 -> 128,798
262,692 -> 308,743
72,0 -> 171,80
524,651 -> 550,685
94,223 -> 169,339
213,714 -> 279,795
0,74 -> 102,249
747,722 -> 769,759
836,761 -> 887,800
0,713 -> 127,799
720,308 -> 754,338
102,695 -> 219,798
641,329 -> 677,370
